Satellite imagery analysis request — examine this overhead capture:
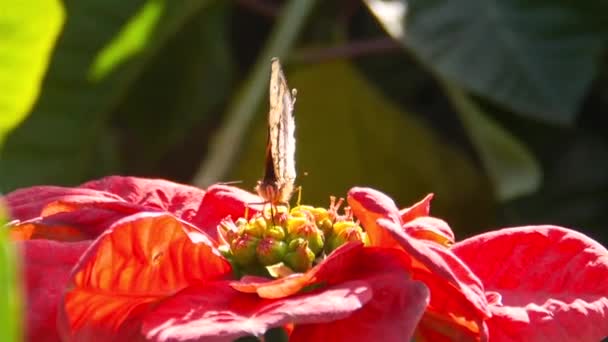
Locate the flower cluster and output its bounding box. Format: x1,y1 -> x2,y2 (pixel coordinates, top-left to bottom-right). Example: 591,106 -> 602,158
3,176 -> 607,341
219,200 -> 367,275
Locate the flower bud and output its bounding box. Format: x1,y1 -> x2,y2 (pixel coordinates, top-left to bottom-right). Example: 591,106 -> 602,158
284,238 -> 315,272
290,205 -> 315,219
318,218 -> 333,236
231,233 -> 260,266
325,222 -> 366,253
243,216 -> 266,237
256,238 -> 287,266
288,223 -> 324,255
286,216 -> 308,235
265,225 -> 286,240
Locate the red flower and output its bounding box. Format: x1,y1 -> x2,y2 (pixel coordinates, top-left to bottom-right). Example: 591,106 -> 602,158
4,176 -> 608,341
452,226 -> 608,341
348,187 -> 608,341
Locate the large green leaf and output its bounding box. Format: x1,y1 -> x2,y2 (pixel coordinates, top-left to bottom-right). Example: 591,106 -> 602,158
365,0 -> 606,124
443,83 -> 541,201
0,0 -> 213,191
0,0 -> 64,147
230,61 -> 495,234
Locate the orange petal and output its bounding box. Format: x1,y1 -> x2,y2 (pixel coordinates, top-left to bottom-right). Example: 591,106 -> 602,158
400,193 -> 434,223
404,217 -> 455,247
8,221 -> 87,241
58,212 -> 232,341
347,187 -> 401,248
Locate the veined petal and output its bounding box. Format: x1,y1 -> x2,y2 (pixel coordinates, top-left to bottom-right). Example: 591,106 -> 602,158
452,225 -> 608,342
57,212 -> 232,341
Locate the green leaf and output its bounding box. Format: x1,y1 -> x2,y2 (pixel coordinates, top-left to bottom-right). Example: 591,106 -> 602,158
0,204 -> 22,342
443,83 -> 541,201
110,2 -> 235,174
0,0 -> 64,147
365,0 -> 606,124
0,0 -> 213,191
230,61 -> 495,234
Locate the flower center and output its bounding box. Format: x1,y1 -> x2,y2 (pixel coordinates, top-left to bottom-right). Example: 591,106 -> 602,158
218,197 -> 368,277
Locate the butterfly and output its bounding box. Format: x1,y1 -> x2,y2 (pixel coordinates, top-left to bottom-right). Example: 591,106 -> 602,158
255,58 -> 297,206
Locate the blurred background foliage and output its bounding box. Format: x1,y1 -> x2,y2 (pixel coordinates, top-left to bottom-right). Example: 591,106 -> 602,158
1,0 -> 607,246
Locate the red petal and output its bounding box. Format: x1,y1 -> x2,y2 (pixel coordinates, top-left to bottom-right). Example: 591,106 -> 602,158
347,187 -> 402,248
3,186 -> 122,221
378,218 -> 490,340
145,246 -> 430,342
57,212 -> 232,341
36,203 -> 142,238
142,280 -> 371,342
404,216 -> 455,246
80,176 -> 206,223
400,193 -> 434,223
452,225 -> 608,341
289,257 -> 429,342
191,185 -> 263,241
20,239 -> 91,342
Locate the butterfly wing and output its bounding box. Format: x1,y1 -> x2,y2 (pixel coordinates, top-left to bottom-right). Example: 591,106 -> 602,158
257,58 -> 296,203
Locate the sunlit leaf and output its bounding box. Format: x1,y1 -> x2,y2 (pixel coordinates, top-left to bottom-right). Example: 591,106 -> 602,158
0,0 -> 214,191
0,0 -> 64,147
365,0 -> 607,123
89,0 -> 165,81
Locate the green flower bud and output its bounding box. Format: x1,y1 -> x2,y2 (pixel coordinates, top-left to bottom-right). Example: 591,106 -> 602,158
284,238 -> 315,272
288,223 -> 324,255
265,225 -> 286,240
231,234 -> 260,266
256,238 -> 287,266
243,216 -> 266,237
318,218 -> 333,236
325,222 -> 366,254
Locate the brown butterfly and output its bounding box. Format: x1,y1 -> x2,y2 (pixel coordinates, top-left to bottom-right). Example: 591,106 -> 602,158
255,58 -> 297,205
